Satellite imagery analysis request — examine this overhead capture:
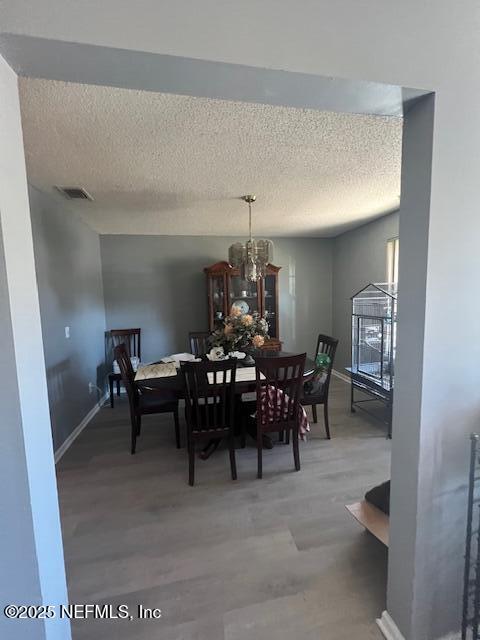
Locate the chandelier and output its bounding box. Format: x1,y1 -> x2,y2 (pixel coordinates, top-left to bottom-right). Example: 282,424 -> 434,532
228,195 -> 273,282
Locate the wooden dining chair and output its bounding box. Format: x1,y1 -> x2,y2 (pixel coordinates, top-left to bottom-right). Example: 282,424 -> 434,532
188,331 -> 211,357
254,353 -> 306,478
114,344 -> 180,454
300,334 -> 338,439
109,328 -> 141,408
181,359 -> 237,486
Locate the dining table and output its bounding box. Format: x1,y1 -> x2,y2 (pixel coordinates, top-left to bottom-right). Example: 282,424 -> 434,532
135,350 -> 316,457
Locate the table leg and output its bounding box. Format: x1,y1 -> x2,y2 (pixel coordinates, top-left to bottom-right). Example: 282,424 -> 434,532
240,423 -> 274,450
109,376 -> 114,409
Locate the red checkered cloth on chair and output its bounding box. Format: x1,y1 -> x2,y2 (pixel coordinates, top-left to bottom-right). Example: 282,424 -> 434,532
257,385 -> 310,440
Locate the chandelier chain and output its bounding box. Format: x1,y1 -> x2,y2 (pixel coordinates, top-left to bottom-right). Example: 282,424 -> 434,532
249,200 -> 252,241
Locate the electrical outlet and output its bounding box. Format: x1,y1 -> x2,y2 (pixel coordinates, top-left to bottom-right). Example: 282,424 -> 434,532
88,382 -> 95,394
65,326 -> 70,339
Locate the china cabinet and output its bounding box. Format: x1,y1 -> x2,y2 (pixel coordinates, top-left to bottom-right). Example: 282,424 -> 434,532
204,261 -> 281,351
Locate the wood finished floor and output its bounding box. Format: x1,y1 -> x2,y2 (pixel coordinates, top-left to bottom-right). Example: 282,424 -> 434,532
57,378 -> 390,640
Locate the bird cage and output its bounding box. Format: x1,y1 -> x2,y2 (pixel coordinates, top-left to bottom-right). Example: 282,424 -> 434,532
349,283 -> 397,435
352,283 -> 397,389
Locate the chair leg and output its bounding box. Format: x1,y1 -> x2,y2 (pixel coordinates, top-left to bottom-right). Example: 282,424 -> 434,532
312,404 -> 318,423
131,419 -> 137,455
323,402 -> 331,440
279,430 -> 284,443
116,379 -> 121,396
109,376 -> 115,408
173,406 -> 181,449
229,434 -> 237,481
188,438 -> 195,486
285,429 -> 290,445
293,427 -> 300,471
257,427 -> 263,479
136,415 -> 142,436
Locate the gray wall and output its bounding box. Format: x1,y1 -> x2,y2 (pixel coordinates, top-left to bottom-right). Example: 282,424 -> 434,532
100,235 -> 332,361
30,186 -> 106,451
332,211 -> 399,372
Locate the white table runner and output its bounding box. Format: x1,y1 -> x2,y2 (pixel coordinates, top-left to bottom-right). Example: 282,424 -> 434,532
207,366 -> 265,384
135,362 -> 177,380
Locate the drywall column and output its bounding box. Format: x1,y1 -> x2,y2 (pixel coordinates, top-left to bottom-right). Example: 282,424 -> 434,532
387,87 -> 480,637
385,95 -> 435,639
0,55 -> 70,639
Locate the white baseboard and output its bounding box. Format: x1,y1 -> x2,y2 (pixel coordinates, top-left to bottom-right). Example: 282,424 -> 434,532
376,611 -> 405,640
376,610 -> 460,640
332,368 -> 351,384
54,392 -> 108,463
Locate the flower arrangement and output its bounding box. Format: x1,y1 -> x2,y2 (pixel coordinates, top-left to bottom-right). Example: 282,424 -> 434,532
210,306 -> 269,353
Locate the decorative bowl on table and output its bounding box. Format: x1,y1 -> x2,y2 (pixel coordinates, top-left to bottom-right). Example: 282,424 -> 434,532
228,351 -> 246,360
207,347 -> 228,361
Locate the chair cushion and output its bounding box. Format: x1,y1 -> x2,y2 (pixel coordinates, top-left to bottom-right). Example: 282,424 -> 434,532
303,370 -> 327,396
301,387 -> 326,404
139,390 -> 178,413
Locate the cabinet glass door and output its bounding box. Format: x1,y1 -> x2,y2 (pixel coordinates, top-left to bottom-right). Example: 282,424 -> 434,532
211,276 -> 226,328
264,274 -> 278,338
229,276 -> 259,316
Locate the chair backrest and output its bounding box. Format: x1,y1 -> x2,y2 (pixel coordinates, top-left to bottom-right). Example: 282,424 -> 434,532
189,331 -> 211,357
110,328 -> 141,359
315,334 -> 338,391
113,343 -> 137,405
181,359 -> 237,434
255,353 -> 306,430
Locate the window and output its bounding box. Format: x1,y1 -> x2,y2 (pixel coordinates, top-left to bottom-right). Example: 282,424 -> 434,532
387,237 -> 399,285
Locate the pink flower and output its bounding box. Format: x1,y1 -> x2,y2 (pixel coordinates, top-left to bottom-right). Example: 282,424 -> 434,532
252,334 -> 265,348
224,323 -> 234,335
230,306 -> 242,317
241,314 -> 253,326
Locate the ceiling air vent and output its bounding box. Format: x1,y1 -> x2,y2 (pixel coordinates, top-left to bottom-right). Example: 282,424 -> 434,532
55,186 -> 93,201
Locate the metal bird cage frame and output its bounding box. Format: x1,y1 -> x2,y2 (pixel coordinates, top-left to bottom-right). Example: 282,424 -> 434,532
347,283 -> 397,437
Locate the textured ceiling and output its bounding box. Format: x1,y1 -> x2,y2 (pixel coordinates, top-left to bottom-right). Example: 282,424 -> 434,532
19,78 -> 402,237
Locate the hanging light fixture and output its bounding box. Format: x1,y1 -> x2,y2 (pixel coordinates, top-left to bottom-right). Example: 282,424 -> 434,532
228,195 -> 273,282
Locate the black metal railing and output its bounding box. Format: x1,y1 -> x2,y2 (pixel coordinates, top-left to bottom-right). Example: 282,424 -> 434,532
463,434 -> 480,639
